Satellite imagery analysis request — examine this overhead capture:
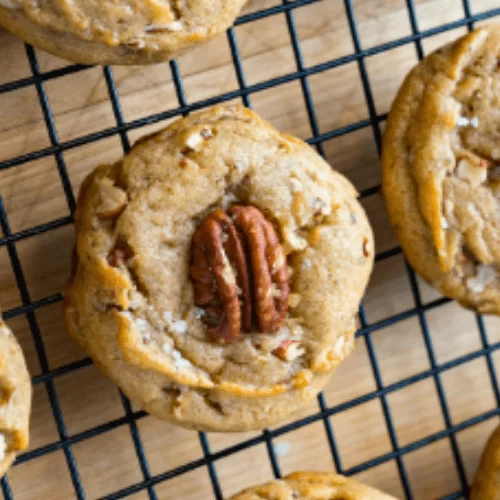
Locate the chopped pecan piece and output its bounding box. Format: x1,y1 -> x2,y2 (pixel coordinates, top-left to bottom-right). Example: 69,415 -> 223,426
363,237 -> 371,257
108,238 -> 134,268
190,205 -> 289,342
272,340 -> 303,361
108,248 -> 127,268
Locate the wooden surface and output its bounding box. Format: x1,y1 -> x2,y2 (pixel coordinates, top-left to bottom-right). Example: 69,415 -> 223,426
1,1 -> 500,499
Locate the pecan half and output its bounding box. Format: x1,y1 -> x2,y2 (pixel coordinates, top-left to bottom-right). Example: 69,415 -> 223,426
190,205 -> 289,342
190,209 -> 250,343
229,206 -> 289,333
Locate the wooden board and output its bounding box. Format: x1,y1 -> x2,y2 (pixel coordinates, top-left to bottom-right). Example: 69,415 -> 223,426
1,0 -> 500,498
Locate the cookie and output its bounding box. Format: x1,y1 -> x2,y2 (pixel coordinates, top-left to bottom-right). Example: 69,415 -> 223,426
471,424 -> 500,499
229,471 -> 397,499
64,104 -> 374,432
0,0 -> 248,65
382,25 -> 500,314
0,314 -> 31,477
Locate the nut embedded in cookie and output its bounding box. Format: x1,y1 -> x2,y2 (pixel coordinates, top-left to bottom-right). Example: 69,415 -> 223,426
229,205 -> 289,334
190,209 -> 250,343
190,205 -> 289,343
64,104 -> 374,431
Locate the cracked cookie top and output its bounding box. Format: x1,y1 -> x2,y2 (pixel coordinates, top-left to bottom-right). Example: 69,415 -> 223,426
64,105 -> 373,431
229,471 -> 397,499
0,0 -> 248,64
382,25 -> 500,314
0,314 -> 31,477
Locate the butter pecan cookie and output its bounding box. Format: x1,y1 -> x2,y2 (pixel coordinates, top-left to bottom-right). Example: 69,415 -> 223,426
64,105 -> 374,431
382,25 -> 500,314
0,0 -> 248,65
229,471 -> 397,499
0,314 -> 31,477
471,424 -> 500,499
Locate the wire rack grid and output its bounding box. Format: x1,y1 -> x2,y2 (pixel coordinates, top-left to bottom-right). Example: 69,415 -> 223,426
1,1 -> 500,499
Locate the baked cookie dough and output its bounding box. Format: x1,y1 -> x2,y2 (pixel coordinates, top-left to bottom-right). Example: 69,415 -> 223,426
0,0 -> 248,65
0,314 -> 31,477
382,25 -> 500,314
64,104 -> 374,432
229,471 -> 397,499
470,424 -> 500,499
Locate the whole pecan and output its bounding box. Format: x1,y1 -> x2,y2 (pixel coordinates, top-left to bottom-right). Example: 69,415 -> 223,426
190,205 -> 289,343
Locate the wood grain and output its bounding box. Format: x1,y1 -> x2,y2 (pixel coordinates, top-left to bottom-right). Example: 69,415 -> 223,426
1,0 -> 500,498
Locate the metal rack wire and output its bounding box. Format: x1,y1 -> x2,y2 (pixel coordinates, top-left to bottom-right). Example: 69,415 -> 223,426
1,1 -> 500,499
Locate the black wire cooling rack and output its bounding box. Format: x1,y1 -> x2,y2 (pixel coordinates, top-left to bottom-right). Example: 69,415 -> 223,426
1,1 -> 500,499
